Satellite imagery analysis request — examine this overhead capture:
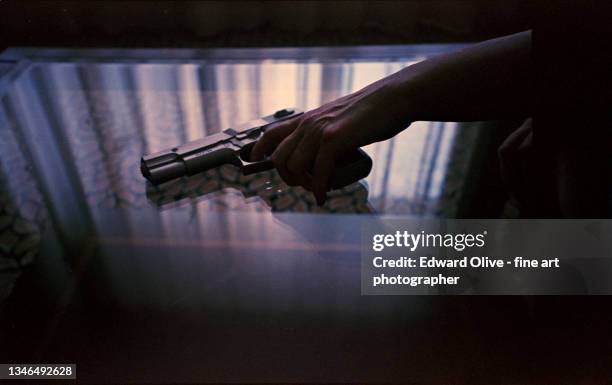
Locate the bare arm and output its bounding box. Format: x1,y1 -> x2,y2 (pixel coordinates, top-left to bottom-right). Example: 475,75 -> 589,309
394,30 -> 532,123
251,31 -> 532,204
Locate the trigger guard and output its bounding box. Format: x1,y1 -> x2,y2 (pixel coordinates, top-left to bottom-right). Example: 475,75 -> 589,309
239,141 -> 275,175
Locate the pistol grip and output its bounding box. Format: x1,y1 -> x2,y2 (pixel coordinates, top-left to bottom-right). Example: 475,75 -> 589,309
329,148 -> 373,189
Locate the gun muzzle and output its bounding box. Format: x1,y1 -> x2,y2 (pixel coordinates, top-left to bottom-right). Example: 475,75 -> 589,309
140,153 -> 186,185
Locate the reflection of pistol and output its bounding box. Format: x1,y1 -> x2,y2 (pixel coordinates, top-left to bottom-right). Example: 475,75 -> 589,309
140,108 -> 372,189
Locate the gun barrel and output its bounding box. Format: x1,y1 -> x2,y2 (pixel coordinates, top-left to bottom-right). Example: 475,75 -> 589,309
140,156 -> 186,185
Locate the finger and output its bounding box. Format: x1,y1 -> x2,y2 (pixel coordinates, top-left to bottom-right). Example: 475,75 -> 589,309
271,129 -> 304,186
498,119 -> 533,192
311,146 -> 336,205
250,118 -> 299,161
286,126 -> 321,189
498,118 -> 532,160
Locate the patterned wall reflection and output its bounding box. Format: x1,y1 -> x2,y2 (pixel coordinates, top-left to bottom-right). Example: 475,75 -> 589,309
0,51 -> 459,302
1,58 -> 456,217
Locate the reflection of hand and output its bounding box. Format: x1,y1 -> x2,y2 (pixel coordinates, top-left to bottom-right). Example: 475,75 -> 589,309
498,118 -> 558,216
251,79 -> 412,205
498,118 -> 534,206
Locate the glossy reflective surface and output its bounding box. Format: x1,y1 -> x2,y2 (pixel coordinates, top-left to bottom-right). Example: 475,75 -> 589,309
0,49 -> 457,216
0,46 -> 460,294
2,47 -> 608,384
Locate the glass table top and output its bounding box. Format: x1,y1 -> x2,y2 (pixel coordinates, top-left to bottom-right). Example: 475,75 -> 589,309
0,45 -> 464,287
3,46 -> 579,383
0,46 -> 459,217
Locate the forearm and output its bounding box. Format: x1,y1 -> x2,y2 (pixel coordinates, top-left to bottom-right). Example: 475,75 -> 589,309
388,30 -> 532,124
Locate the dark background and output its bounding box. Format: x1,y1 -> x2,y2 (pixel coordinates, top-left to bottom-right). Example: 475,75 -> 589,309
0,0 -> 531,50
1,2 -> 611,384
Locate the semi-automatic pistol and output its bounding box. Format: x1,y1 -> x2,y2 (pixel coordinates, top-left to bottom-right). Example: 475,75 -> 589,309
140,108 -> 372,189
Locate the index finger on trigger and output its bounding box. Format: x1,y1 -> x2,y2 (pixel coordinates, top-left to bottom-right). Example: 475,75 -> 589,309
250,117 -> 300,161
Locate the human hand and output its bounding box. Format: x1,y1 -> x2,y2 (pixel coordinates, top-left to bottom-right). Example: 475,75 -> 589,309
250,78 -> 413,204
